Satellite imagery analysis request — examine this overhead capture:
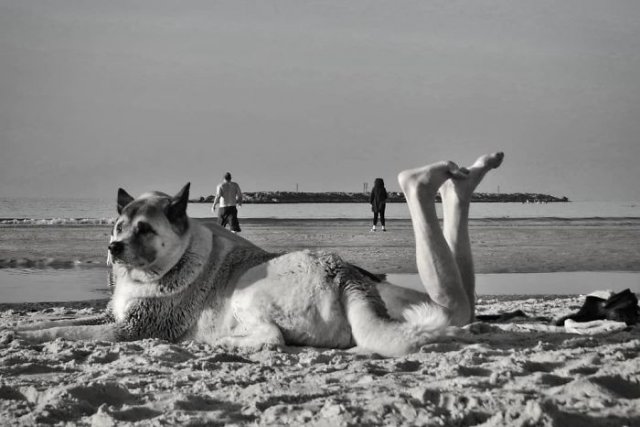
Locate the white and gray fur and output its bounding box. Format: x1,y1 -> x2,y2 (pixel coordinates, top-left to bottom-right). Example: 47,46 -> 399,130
12,183 -> 453,356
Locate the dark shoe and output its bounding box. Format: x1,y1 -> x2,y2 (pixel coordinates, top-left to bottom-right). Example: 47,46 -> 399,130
555,289 -> 639,326
604,289 -> 639,325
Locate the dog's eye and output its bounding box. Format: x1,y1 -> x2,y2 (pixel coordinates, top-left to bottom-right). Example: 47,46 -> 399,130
115,222 -> 123,234
136,222 -> 155,235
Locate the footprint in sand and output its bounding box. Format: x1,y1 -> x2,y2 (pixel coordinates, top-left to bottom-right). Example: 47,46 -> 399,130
557,354 -> 602,376
456,365 -> 493,377
590,375 -> 640,399
547,375 -> 640,401
393,359 -> 422,372
15,382 -> 141,424
90,404 -> 162,423
66,382 -> 140,407
0,385 -> 26,401
145,343 -> 195,363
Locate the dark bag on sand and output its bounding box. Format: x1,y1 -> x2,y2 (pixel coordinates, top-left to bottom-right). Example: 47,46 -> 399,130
555,288 -> 639,326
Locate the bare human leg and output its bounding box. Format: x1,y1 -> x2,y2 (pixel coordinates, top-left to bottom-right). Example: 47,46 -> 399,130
439,152 -> 505,322
398,161 -> 471,326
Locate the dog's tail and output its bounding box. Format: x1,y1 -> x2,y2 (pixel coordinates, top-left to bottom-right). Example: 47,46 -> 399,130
341,287 -> 456,357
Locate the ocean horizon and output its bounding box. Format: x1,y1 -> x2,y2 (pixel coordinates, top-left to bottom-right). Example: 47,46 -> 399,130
0,197 -> 639,224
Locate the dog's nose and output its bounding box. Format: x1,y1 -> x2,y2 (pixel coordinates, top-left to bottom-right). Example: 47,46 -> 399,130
108,241 -> 124,256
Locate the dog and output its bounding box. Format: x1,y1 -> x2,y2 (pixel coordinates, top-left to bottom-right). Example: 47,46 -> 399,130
10,153 -> 505,356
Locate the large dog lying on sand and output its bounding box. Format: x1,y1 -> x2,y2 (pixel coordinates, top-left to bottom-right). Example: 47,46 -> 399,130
12,153 -> 504,356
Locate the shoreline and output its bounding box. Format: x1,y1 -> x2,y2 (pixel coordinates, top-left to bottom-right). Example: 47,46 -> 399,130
3,216 -> 639,224
1,217 -> 639,273
1,276 -> 638,308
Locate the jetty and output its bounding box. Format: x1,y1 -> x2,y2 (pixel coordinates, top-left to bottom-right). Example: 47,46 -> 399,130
191,192 -> 569,204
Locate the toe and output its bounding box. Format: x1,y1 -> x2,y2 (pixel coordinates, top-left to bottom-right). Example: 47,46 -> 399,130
492,152 -> 505,167
472,152 -> 505,171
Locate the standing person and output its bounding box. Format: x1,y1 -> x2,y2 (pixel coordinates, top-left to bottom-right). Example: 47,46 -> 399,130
212,172 -> 243,233
370,177 -> 388,232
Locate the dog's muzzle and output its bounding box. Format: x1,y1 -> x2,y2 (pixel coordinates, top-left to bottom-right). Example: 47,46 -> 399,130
108,241 -> 124,257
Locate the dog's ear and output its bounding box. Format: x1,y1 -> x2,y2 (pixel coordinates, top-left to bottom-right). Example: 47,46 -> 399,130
117,188 -> 135,214
167,182 -> 190,222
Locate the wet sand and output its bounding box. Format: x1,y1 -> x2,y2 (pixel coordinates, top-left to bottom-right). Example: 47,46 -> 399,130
1,217 -> 639,273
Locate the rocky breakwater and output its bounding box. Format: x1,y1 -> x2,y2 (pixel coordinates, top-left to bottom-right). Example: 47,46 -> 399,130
191,192 -> 569,204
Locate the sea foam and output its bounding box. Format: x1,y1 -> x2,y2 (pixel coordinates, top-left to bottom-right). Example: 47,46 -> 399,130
0,218 -> 115,225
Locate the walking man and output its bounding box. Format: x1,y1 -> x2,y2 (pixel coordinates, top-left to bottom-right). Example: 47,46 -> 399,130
212,172 -> 243,233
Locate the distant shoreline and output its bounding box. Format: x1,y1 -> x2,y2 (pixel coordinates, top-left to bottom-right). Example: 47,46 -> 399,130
190,191 -> 570,204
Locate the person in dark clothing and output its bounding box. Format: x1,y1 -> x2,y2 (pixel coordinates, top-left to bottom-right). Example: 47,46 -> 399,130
211,172 -> 243,233
370,178 -> 388,232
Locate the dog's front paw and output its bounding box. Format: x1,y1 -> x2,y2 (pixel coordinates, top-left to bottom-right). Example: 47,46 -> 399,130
3,329 -> 56,344
217,335 -> 282,352
257,342 -> 282,352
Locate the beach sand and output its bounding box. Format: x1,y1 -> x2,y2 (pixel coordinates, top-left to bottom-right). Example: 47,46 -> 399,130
1,218 -> 639,425
1,298 -> 638,426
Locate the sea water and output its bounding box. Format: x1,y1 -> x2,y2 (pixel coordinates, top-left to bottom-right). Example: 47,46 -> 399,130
1,197 -> 639,223
1,197 -> 639,303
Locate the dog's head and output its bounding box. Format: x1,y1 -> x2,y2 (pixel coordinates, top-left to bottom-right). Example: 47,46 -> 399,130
108,183 -> 191,278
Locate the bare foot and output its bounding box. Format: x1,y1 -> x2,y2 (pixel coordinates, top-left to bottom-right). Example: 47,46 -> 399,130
398,161 -> 469,199
440,152 -> 504,202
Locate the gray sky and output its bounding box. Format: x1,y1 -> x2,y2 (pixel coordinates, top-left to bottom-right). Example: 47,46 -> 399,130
1,1 -> 639,201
